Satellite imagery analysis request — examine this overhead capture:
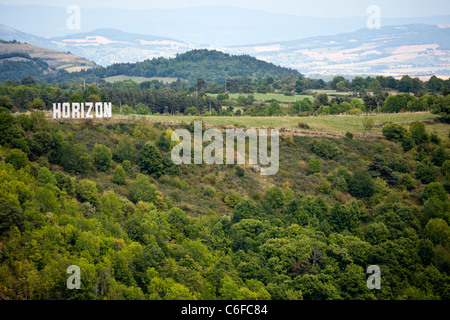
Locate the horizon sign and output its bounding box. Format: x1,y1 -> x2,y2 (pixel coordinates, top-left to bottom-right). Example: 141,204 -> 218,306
53,102 -> 112,119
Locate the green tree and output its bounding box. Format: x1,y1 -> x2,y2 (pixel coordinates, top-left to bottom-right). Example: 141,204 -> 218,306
416,160 -> 437,184
5,149 -> 28,170
135,103 -> 151,115
37,167 -> 57,186
129,174 -> 157,204
0,95 -> 14,110
348,169 -> 375,198
76,179 -> 98,206
184,107 -> 199,115
382,122 -> 407,142
112,164 -> 127,185
422,182 -> 447,202
28,98 -> 45,110
92,143 -> 113,172
308,159 -> 321,174
264,186 -> 285,209
138,143 -> 163,177
329,203 -> 359,232
409,121 -> 429,145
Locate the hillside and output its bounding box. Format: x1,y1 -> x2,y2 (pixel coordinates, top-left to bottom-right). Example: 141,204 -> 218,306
49,28 -> 198,66
228,24 -> 450,78
46,49 -> 302,84
0,40 -> 96,81
0,108 -> 448,300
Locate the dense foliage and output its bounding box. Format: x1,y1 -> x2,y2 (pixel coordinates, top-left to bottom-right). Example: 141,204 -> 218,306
0,108 -> 448,300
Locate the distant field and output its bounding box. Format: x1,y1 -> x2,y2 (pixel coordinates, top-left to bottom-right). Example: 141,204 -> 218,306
207,93 -> 314,103
140,112 -> 442,138
103,75 -> 178,84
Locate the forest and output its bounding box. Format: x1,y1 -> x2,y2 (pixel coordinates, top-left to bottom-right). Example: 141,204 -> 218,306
0,97 -> 449,299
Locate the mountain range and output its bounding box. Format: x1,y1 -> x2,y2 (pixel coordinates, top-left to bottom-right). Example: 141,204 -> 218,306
1,4 -> 450,46
0,5 -> 450,79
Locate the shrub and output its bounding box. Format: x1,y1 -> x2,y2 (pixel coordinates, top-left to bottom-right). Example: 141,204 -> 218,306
312,139 -> 341,159
298,122 -> 310,129
362,117 -> 374,130
345,132 -> 354,139
224,190 -> 242,208
382,122 -> 407,142
236,166 -> 245,177
308,159 -> 321,174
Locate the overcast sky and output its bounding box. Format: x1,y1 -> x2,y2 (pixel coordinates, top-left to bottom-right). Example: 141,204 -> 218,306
1,0 -> 450,18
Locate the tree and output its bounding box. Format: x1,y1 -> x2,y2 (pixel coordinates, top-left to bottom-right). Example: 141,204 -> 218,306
424,218 -> 450,246
348,169 -> 375,198
382,122 -> 407,142
416,160 -> 437,184
138,143 -> 163,177
135,103 -> 151,115
5,149 -> 28,170
0,198 -> 24,235
60,143 -> 93,174
184,106 -> 199,115
0,95 -> 14,110
232,199 -> 263,223
422,182 -> 447,202
112,164 -> 127,185
168,207 -> 189,240
264,186 -> 285,209
329,203 -> 359,232
92,144 -> 113,172
312,139 -> 341,159
129,174 -> 157,204
409,121 -> 429,145
37,167 -> 57,186
76,179 -> 98,206
28,98 -> 45,110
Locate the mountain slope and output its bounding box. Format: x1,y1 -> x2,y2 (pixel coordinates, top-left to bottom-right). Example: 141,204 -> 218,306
0,39 -> 97,81
227,24 -> 450,77
48,28 -> 198,66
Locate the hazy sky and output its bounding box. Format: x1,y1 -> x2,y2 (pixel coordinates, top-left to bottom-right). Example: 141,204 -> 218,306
1,0 -> 450,18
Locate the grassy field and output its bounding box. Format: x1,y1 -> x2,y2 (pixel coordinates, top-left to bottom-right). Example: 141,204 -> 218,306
103,75 -> 178,84
207,93 -> 314,103
139,112 -> 443,138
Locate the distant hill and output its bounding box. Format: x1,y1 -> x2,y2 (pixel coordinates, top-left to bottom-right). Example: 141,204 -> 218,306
49,28 -> 197,66
227,24 -> 450,78
76,49 -> 302,84
0,39 -> 96,81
